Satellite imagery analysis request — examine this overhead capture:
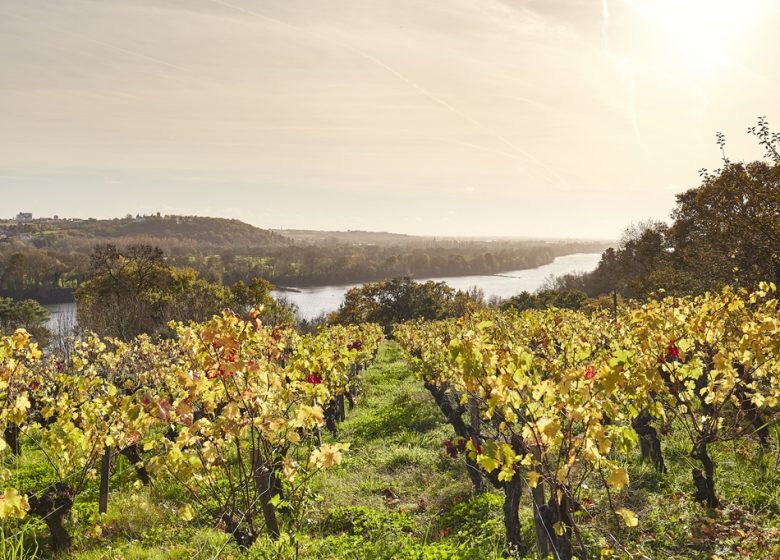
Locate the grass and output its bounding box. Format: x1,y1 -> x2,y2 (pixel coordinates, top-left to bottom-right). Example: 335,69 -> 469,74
3,341 -> 780,559
310,342 -> 473,520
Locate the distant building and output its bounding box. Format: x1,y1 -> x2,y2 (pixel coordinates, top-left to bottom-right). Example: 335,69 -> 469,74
15,212 -> 32,221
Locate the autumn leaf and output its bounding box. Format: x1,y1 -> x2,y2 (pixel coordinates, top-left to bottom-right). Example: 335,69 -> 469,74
606,467 -> 629,490
179,504 -> 195,522
297,405 -> 325,428
0,487 -> 30,519
310,443 -> 350,468
615,507 -> 638,527
538,417 -> 561,439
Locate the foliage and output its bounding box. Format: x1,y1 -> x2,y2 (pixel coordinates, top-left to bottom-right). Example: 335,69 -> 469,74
0,300 -> 50,347
0,522 -> 38,560
395,283 -> 780,558
0,310 -> 382,554
441,493 -> 507,548
329,277 -> 480,334
670,160 -> 780,290
0,215 -> 608,302
501,289 -> 587,312
568,118 -> 780,300
75,244 -> 295,340
323,506 -> 416,537
2,328 -> 780,559
75,244 -> 226,339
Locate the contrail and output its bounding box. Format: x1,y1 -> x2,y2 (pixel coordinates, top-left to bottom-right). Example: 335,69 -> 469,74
624,66 -> 645,152
350,48 -> 566,188
595,1 -> 644,152
206,0 -> 298,29
202,0 -> 569,188
352,54 -> 570,187
601,0 -> 610,48
437,136 -> 611,190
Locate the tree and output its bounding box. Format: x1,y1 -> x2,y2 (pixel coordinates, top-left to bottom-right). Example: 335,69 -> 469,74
670,161 -> 780,290
76,244 -> 171,340
568,119 -> 780,299
0,250 -> 66,293
77,244 -> 297,340
329,277 -> 477,334
501,291 -> 537,312
595,221 -> 672,297
77,245 -> 236,339
229,277 -> 296,327
0,298 -> 51,346
501,289 -> 587,312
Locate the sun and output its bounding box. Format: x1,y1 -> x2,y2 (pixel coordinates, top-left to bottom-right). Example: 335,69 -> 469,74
623,0 -> 766,67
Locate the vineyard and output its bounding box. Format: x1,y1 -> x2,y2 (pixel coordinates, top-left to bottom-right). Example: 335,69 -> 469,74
395,283 -> 780,559
0,310 -> 383,558
2,286 -> 780,559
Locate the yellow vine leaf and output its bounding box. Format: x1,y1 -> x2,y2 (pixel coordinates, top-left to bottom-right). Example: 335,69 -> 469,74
310,443 -> 350,468
179,504 -> 195,522
615,507 -> 638,527
0,487 -> 30,519
553,521 -> 566,536
538,417 -> 561,438
476,454 -> 500,473
297,405 -> 325,428
606,467 -> 629,490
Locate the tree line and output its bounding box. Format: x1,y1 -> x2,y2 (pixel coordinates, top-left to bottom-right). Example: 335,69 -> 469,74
552,118 -> 780,301
0,213 -> 606,303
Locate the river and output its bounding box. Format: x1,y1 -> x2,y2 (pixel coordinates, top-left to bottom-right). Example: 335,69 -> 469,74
271,252 -> 602,319
45,252 -> 602,327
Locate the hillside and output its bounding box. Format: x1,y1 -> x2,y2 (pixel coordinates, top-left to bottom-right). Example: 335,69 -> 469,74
1,215 -> 290,253
273,229 -> 418,245
0,214 -> 611,303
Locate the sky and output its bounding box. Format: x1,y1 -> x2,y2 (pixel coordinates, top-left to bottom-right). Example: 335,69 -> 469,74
1,0 -> 778,238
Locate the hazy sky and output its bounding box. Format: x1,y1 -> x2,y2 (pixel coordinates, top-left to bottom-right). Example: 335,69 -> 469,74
1,0 -> 778,238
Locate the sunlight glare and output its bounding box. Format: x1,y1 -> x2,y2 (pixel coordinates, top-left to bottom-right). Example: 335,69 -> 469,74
625,0 -> 765,67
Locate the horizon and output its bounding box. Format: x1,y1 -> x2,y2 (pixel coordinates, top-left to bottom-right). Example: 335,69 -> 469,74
2,0 -> 779,237
1,211 -> 616,243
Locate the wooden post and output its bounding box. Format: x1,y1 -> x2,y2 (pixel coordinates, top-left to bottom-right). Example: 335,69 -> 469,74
531,482 -> 551,560
503,475 -> 523,550
611,290 -> 618,323
469,396 -> 484,494
99,447 -> 111,514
